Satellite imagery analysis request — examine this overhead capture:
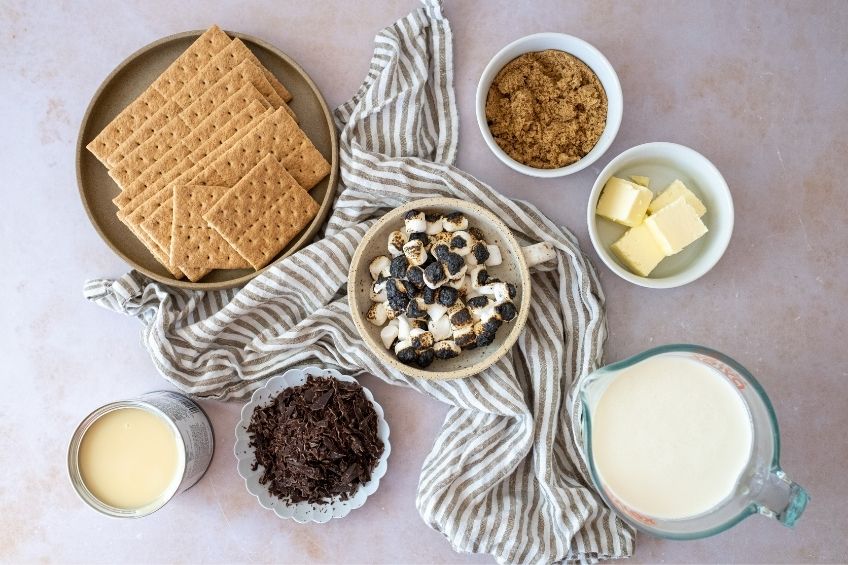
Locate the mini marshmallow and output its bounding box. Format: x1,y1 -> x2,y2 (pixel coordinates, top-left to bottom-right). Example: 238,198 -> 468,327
453,325 -> 476,348
404,210 -> 427,234
485,244 -> 502,266
449,231 -> 472,256
406,297 -> 429,320
394,339 -> 416,364
369,284 -> 387,302
480,281 -> 510,303
397,315 -> 411,341
423,261 -> 448,289
388,230 -> 408,256
366,302 -> 388,326
429,316 -> 452,341
389,254 -> 409,278
443,211 -> 468,232
403,239 -> 427,266
425,215 -> 444,235
448,264 -> 467,281
410,328 -> 435,350
471,242 -> 490,265
430,233 -> 452,254
369,255 -> 391,280
434,339 -> 461,359
381,320 -> 399,349
470,266 -> 489,288
428,303 -> 448,323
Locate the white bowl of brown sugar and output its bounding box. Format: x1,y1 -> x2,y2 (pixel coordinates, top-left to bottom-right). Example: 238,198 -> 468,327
476,33 -> 622,178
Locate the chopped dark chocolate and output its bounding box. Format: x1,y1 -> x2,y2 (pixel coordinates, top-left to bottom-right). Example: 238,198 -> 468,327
247,376 -> 384,505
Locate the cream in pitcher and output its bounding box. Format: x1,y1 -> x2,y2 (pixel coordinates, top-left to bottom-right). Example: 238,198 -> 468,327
590,353 -> 752,520
579,345 -> 808,539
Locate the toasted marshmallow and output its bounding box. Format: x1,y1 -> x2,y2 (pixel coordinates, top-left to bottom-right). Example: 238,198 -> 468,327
470,266 -> 489,289
404,210 -> 427,234
370,255 -> 391,280
397,315 -> 412,341
381,320 -> 399,349
425,215 -> 444,235
428,315 -> 452,341
434,339 -> 461,359
423,261 -> 447,289
394,339 -> 416,364
409,328 -> 435,350
449,231 -> 472,256
443,212 -> 468,232
485,244 -> 502,266
366,302 -> 388,326
428,303 -> 448,323
403,239 -> 427,266
388,230 -> 408,256
406,297 -> 429,320
479,281 -> 510,303
369,283 -> 387,302
453,325 -> 476,348
466,295 -> 491,321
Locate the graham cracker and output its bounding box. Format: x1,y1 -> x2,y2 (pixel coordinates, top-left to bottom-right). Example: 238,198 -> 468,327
179,60 -> 283,129
191,107 -> 330,190
174,38 -> 293,112
86,89 -> 166,166
134,103 -> 274,263
115,94 -> 271,212
108,60 -> 278,183
107,101 -> 187,186
86,26 -> 231,165
170,185 -> 252,277
109,82 -> 268,192
203,155 -> 319,270
151,25 -> 232,99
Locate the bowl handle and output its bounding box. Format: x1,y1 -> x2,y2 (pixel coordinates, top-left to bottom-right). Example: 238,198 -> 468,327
521,242 -> 556,267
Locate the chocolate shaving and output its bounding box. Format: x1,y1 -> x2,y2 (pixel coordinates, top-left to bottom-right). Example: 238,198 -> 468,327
247,376 -> 384,504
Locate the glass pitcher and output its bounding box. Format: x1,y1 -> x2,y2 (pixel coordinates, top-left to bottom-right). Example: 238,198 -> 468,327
577,344 -> 808,540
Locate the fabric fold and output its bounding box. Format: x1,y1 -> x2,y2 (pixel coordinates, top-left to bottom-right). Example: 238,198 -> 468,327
84,1 -> 634,562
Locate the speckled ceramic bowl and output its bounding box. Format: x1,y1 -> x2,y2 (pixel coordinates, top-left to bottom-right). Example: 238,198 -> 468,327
348,197 -> 554,380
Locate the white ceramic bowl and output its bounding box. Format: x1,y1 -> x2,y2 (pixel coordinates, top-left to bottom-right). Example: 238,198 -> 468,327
234,367 -> 390,523
475,32 -> 622,178
587,142 -> 734,289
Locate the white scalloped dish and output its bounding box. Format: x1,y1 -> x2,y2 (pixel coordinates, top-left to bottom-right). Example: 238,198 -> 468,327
234,367 -> 391,523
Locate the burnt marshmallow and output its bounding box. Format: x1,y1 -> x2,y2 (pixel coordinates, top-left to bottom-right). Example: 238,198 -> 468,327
403,239 -> 427,266
443,211 -> 468,232
404,210 -> 427,233
369,255 -> 391,280
388,230 -> 407,256
423,261 -> 447,289
434,339 -> 461,359
389,254 -> 409,278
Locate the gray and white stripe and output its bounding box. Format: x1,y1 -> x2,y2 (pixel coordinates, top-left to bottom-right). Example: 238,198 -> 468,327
85,1 -> 633,562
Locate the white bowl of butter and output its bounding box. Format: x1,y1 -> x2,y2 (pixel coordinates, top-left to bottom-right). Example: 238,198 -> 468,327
587,142 -> 733,288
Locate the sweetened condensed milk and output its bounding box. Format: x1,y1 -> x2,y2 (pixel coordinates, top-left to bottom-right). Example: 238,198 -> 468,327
591,354 -> 753,520
78,407 -> 180,509
69,391 -> 214,517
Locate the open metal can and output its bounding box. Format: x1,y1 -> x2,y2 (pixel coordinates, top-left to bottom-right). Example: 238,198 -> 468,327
68,391 -> 214,518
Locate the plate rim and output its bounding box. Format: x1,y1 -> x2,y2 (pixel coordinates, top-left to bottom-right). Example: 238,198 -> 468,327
76,29 -> 339,291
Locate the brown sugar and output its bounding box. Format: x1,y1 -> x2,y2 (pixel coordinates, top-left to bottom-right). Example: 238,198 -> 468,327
485,50 -> 607,169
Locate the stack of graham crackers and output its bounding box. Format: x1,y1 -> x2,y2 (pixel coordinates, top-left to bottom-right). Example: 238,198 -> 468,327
87,25 -> 330,282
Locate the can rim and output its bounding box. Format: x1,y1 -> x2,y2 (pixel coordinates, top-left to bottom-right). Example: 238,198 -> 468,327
67,399 -> 188,518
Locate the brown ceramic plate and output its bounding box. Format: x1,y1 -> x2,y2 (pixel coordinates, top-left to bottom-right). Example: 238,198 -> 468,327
76,30 -> 338,290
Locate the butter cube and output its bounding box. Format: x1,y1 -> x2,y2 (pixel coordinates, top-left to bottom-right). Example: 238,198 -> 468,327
648,179 -> 707,216
645,197 -> 708,255
611,223 -> 666,277
630,175 -> 650,187
596,177 -> 653,227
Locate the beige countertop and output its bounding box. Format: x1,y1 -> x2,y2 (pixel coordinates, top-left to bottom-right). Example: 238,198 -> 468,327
1,0 -> 846,562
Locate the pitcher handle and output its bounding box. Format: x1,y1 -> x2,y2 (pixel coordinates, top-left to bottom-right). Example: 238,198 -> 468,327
753,467 -> 809,527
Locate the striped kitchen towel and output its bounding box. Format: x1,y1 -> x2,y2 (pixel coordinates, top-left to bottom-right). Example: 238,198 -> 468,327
84,1 -> 634,562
